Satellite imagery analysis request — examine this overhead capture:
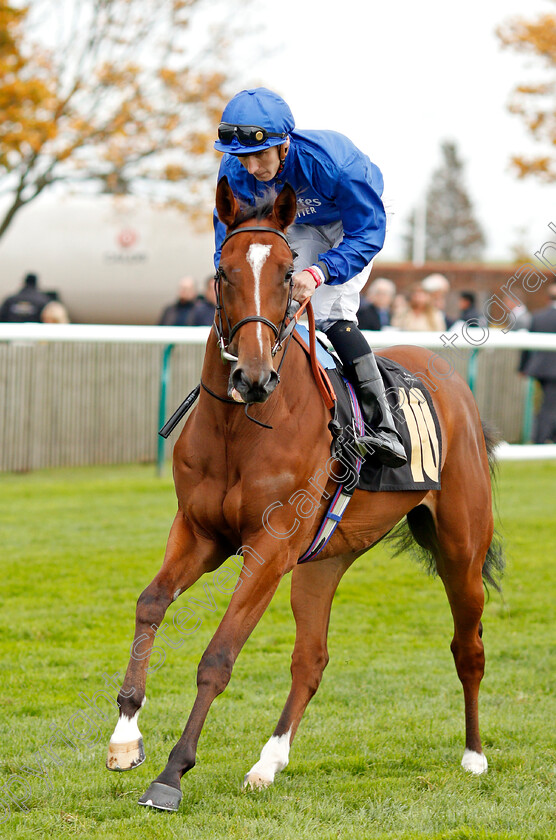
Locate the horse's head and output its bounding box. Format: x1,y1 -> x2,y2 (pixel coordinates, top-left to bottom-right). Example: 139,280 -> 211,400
215,176 -> 298,404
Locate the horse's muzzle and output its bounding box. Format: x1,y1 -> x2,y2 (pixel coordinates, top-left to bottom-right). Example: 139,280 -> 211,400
230,366 -> 279,404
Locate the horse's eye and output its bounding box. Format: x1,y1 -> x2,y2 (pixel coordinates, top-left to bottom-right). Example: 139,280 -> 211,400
284,267 -> 294,284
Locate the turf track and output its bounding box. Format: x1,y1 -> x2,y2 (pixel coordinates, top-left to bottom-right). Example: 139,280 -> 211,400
0,460 -> 554,840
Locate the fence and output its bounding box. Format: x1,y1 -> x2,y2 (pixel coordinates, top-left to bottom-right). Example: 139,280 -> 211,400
0,323 -> 555,473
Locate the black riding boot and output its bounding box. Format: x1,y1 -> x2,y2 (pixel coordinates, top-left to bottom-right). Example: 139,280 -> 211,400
350,352 -> 407,468
323,320 -> 407,469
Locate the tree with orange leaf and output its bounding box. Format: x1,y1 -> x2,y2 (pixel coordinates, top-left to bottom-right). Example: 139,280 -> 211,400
497,1 -> 556,183
0,0 -> 234,241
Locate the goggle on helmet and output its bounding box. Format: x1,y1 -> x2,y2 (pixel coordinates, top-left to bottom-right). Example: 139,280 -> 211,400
214,87 -> 295,155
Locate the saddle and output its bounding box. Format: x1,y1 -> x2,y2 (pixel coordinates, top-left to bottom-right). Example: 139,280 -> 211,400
292,323 -> 442,494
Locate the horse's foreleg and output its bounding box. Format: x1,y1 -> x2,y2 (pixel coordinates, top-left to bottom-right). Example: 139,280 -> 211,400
244,555 -> 352,790
138,537 -> 298,811
106,510 -> 220,771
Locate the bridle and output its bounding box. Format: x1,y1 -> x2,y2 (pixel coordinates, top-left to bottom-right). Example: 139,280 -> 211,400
213,225 -> 296,364
162,219 -> 318,435
207,222 -> 311,429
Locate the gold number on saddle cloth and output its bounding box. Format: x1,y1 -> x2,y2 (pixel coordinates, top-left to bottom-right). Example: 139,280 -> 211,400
398,387 -> 440,483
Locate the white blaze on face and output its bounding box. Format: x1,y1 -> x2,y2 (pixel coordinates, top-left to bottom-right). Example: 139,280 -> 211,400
246,243 -> 272,352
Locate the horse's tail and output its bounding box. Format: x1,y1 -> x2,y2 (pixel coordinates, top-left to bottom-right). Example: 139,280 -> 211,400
480,420 -> 505,594
383,420 -> 505,594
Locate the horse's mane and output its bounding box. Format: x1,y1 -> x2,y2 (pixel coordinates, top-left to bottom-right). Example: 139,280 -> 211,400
228,191 -> 279,231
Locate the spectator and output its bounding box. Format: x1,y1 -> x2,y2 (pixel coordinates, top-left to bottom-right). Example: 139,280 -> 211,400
391,283 -> 446,331
421,273 -> 453,328
390,293 -> 408,328
501,293 -> 531,331
41,301 -> 70,324
520,282 -> 556,444
159,276 -> 199,326
0,273 -> 53,323
358,277 -> 396,330
455,291 -> 486,327
190,275 -> 217,326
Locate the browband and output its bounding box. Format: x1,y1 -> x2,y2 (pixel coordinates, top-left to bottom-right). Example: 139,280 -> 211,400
221,226 -> 290,249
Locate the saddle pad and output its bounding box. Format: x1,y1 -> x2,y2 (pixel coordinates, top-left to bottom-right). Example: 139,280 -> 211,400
329,357 -> 442,493
291,327 -> 442,493
294,323 -> 337,370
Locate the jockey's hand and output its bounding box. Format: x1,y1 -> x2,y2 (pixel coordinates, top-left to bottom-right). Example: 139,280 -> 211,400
292,270 -> 318,304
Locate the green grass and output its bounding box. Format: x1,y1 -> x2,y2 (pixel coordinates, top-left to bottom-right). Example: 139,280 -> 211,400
0,460 -> 555,840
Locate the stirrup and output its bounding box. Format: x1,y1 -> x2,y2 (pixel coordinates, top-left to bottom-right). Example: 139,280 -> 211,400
356,428 -> 407,468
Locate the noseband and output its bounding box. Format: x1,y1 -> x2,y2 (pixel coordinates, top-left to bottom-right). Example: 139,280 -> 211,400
213,225 -> 295,363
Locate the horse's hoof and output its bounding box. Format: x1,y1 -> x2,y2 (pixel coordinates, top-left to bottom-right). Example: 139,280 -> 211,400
106,738 -> 145,771
461,748 -> 488,774
243,771 -> 272,790
138,781 -> 182,812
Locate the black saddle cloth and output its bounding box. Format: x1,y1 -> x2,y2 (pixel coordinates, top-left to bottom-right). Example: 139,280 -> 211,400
328,356 -> 442,493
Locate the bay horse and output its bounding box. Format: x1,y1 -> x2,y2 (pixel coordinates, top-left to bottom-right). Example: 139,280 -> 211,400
106,178 -> 503,812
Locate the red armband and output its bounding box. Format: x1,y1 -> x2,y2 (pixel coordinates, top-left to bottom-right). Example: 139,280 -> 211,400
305,266 -> 323,288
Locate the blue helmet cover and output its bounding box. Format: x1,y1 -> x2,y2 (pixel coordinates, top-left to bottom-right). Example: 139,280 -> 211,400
214,87 -> 295,154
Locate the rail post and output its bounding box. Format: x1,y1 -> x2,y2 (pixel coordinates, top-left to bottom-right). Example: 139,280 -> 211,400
467,347 -> 480,394
157,344 -> 174,476
521,377 -> 535,444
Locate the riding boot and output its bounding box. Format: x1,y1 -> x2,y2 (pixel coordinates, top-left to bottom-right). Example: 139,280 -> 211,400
351,352 -> 407,468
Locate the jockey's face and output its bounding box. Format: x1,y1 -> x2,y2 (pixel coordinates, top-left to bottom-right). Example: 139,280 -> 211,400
236,146 -> 281,181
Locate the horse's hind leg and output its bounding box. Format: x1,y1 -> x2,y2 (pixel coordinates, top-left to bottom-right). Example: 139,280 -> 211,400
438,546 -> 489,773
244,554 -> 353,789
422,461 -> 493,774
106,510 -> 222,771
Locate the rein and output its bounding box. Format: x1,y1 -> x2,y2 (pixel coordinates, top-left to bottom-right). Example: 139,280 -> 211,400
295,303 -> 336,410
200,379 -> 273,429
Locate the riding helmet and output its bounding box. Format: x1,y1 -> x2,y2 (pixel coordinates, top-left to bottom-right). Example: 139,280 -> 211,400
214,87 -> 295,155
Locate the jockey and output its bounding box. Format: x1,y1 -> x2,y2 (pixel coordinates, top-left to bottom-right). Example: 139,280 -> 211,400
213,87 -> 406,468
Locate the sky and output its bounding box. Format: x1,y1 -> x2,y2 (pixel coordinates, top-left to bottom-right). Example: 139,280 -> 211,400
230,0 -> 555,262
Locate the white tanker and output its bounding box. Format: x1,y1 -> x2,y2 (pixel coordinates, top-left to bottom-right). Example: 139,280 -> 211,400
0,194 -> 215,324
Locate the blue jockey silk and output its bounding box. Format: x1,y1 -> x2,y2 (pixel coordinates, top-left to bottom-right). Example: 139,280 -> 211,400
214,129 -> 386,285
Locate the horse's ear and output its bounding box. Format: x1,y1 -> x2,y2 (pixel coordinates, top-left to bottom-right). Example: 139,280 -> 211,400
273,183 -> 298,231
216,176 -> 240,227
